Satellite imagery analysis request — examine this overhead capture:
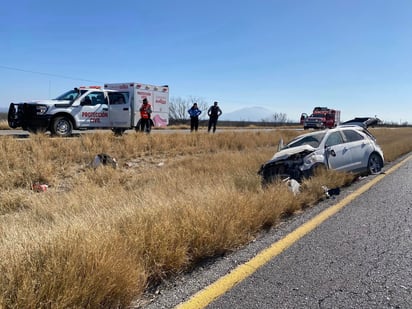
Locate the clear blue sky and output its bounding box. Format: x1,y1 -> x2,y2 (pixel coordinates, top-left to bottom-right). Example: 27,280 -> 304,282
1,0 -> 411,123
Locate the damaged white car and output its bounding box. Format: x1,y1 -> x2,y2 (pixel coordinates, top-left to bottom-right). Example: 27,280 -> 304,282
258,118 -> 384,184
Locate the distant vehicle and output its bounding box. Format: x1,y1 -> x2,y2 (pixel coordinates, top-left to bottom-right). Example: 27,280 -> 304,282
258,118 -> 384,184
7,83 -> 169,137
300,107 -> 341,130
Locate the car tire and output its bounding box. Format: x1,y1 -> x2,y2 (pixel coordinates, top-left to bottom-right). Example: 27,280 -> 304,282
51,116 -> 73,137
260,165 -> 281,186
367,153 -> 383,175
309,163 -> 327,177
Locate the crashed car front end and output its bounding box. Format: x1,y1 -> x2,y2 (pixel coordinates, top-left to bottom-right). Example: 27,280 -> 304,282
258,145 -> 325,184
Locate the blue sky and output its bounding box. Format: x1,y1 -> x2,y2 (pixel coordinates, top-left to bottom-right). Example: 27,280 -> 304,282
1,0 -> 411,123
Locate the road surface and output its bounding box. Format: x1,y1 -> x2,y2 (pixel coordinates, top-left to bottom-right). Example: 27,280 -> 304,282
142,154 -> 412,309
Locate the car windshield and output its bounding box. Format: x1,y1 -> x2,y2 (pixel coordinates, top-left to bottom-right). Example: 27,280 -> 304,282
55,89 -> 86,101
284,131 -> 326,149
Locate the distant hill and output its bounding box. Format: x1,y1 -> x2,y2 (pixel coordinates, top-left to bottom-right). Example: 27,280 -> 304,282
0,107 -> 8,113
219,106 -> 275,122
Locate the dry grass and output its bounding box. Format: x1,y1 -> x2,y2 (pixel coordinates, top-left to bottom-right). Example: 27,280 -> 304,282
0,128 -> 411,308
0,120 -> 9,130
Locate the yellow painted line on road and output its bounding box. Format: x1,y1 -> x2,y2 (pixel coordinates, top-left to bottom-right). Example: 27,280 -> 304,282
176,154 -> 412,309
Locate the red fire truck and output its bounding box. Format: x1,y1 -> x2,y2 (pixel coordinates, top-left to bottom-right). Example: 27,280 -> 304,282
300,107 -> 341,129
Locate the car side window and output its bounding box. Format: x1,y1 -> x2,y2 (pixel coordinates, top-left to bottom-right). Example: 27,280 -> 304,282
342,129 -> 364,142
325,132 -> 344,147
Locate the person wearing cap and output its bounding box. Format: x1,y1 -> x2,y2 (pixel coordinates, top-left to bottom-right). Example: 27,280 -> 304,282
188,102 -> 202,132
207,101 -> 222,133
139,98 -> 152,133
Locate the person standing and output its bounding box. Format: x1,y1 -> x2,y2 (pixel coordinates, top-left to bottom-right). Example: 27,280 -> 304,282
207,101 -> 222,133
139,98 -> 152,133
188,102 -> 202,132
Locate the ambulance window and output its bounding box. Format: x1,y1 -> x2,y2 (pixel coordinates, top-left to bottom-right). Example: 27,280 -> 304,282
109,92 -> 128,105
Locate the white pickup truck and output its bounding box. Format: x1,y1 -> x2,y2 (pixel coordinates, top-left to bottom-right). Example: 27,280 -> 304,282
7,83 -> 169,137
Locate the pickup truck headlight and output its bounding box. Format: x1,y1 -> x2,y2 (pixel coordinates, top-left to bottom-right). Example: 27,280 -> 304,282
36,105 -> 48,115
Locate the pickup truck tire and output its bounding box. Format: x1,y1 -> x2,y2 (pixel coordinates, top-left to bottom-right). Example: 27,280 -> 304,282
51,116 -> 73,137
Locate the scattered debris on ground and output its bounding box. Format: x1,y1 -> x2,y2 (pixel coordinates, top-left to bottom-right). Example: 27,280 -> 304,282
90,153 -> 118,169
283,177 -> 301,195
32,183 -> 48,192
322,185 -> 341,198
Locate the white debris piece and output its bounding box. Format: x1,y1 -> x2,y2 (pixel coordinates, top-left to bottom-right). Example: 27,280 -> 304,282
284,177 -> 301,195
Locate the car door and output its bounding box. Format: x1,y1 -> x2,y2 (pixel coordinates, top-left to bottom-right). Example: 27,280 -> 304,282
341,129 -> 371,171
324,131 -> 353,171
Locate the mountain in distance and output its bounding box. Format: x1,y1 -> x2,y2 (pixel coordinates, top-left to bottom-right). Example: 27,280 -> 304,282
219,106 -> 275,122
0,106 -> 8,113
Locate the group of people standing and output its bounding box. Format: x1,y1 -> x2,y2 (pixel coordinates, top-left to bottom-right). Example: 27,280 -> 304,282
188,101 -> 222,133
138,98 -> 222,133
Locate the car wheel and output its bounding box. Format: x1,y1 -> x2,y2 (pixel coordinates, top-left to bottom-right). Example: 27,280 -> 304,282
261,165 -> 281,186
367,153 -> 383,175
51,116 -> 73,137
309,163 -> 327,177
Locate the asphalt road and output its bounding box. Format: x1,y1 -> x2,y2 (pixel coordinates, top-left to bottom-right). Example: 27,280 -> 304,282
141,154 -> 412,309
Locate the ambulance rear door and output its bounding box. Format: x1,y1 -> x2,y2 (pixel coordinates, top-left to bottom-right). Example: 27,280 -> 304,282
107,91 -> 132,127
152,86 -> 169,127
133,84 -> 153,127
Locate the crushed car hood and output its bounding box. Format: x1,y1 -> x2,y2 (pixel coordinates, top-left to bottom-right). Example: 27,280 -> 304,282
269,144 -> 316,161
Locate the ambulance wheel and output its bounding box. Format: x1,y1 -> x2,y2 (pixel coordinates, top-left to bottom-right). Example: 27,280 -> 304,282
51,116 -> 73,137
112,128 -> 126,136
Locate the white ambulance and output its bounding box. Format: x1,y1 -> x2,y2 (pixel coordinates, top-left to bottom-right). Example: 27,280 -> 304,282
7,83 -> 169,137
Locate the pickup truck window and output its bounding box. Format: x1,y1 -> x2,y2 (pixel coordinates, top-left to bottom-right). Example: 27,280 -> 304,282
55,89 -> 86,101
81,92 -> 106,105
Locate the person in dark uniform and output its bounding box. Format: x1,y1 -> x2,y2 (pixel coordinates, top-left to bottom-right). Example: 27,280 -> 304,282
207,101 -> 222,133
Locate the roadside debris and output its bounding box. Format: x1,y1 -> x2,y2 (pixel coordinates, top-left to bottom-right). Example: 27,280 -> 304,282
322,186 -> 341,199
32,183 -> 48,192
90,153 -> 118,169
283,177 -> 301,195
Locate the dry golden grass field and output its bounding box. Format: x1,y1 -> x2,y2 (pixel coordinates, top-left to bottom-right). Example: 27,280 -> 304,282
1,127 -> 411,308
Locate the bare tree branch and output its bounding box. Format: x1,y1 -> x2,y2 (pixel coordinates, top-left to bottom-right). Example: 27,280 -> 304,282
169,96 -> 208,120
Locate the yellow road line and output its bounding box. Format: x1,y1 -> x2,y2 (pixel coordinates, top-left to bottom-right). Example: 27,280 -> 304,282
176,155 -> 412,309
